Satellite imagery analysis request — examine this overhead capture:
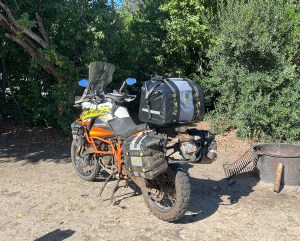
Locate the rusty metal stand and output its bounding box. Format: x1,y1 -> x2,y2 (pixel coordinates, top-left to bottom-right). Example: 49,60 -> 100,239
223,148 -> 259,183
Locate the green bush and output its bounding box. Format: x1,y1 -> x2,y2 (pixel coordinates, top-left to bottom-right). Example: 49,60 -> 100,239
203,0 -> 300,142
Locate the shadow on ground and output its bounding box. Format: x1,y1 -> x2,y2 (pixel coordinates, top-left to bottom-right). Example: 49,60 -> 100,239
34,229 -> 75,241
0,118 -> 71,164
178,170 -> 260,224
103,168 -> 260,224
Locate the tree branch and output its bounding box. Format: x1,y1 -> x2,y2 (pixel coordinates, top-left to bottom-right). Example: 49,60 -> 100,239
0,12 -> 16,32
0,0 -> 16,26
1,1 -> 64,85
35,12 -> 49,44
2,55 -> 23,118
1,55 -> 8,94
22,27 -> 49,48
5,33 -> 61,84
0,1 -> 48,48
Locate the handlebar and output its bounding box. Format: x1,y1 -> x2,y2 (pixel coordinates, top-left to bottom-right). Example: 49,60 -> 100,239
124,94 -> 136,102
125,94 -> 136,98
75,94 -> 103,104
74,91 -> 136,107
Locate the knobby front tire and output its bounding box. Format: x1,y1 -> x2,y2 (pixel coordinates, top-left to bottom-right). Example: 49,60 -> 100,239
71,140 -> 100,182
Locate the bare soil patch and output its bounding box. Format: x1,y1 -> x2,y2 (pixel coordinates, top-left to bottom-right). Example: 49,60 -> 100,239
0,119 -> 299,241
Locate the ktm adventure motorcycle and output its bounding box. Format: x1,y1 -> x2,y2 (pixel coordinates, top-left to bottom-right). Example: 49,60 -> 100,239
71,62 -> 217,222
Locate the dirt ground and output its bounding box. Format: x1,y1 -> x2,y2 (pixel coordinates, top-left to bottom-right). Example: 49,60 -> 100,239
0,119 -> 299,241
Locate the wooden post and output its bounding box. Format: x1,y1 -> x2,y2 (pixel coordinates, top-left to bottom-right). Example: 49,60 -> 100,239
273,163 -> 283,193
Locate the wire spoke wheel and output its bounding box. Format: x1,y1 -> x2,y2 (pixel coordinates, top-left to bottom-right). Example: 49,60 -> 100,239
148,176 -> 176,211
71,140 -> 100,182
142,165 -> 191,222
76,153 -> 95,175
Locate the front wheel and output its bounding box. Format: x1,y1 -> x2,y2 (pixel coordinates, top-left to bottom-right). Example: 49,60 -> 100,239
142,165 -> 191,222
71,140 -> 100,182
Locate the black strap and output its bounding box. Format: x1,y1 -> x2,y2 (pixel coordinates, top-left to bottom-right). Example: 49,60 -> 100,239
144,77 -> 165,120
163,78 -> 178,119
134,133 -> 144,149
184,78 -> 201,118
145,82 -> 161,100
162,78 -> 176,95
145,76 -> 178,121
145,81 -> 162,120
146,100 -> 151,120
148,76 -> 177,99
86,116 -> 98,133
111,102 -> 117,118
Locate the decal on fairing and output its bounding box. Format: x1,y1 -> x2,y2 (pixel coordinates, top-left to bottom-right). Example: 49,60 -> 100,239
80,107 -> 112,120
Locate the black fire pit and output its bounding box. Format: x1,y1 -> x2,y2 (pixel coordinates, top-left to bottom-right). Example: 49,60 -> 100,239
253,143 -> 300,185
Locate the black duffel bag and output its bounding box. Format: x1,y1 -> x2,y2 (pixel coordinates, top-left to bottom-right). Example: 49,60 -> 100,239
138,77 -> 205,126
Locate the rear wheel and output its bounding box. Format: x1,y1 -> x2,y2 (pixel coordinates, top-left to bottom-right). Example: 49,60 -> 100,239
142,166 -> 191,222
71,140 -> 100,182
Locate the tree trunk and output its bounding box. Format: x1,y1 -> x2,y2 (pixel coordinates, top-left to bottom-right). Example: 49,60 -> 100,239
1,55 -> 23,118
0,1 -> 64,85
0,55 -> 8,102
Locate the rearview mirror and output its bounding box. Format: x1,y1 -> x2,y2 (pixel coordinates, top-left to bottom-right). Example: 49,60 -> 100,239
126,78 -> 137,86
78,79 -> 89,87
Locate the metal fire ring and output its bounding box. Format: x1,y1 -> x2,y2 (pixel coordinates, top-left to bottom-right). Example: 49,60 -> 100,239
253,143 -> 300,186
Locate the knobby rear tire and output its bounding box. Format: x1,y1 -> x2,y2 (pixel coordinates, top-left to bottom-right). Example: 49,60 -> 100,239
142,166 -> 191,222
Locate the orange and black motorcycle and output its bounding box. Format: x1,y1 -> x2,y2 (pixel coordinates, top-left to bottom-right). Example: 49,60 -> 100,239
71,62 -> 217,222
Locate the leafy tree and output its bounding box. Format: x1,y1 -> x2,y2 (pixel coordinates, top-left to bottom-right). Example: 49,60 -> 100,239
1,0 -> 299,143
119,0 -> 214,78
159,0 -> 213,76
118,0 -> 168,80
204,0 -> 300,141
0,0 -> 124,132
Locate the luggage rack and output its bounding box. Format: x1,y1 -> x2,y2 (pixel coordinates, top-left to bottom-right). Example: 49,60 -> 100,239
223,148 -> 259,180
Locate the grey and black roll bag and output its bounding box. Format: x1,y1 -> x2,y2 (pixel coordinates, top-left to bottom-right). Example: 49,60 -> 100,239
138,77 -> 205,126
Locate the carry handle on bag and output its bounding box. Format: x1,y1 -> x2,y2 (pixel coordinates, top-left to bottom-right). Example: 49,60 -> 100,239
145,76 -> 178,121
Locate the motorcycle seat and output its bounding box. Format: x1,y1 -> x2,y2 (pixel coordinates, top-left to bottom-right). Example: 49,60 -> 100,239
108,117 -> 148,139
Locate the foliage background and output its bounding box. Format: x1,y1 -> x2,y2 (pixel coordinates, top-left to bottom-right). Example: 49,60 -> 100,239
0,0 -> 299,141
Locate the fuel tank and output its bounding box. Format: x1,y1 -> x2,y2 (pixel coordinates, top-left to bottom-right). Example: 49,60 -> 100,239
80,101 -> 130,137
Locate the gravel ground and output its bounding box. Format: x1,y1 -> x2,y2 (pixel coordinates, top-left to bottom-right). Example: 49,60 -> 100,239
0,120 -> 299,241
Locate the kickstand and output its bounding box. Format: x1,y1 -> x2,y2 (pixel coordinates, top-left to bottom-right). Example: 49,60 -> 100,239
111,176 -> 126,209
128,182 -> 139,196
98,172 -> 114,197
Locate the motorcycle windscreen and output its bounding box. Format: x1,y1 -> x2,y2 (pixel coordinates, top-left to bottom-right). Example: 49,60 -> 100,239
89,61 -> 115,91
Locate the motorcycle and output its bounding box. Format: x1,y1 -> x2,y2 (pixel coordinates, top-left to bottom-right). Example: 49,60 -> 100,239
71,62 -> 217,222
